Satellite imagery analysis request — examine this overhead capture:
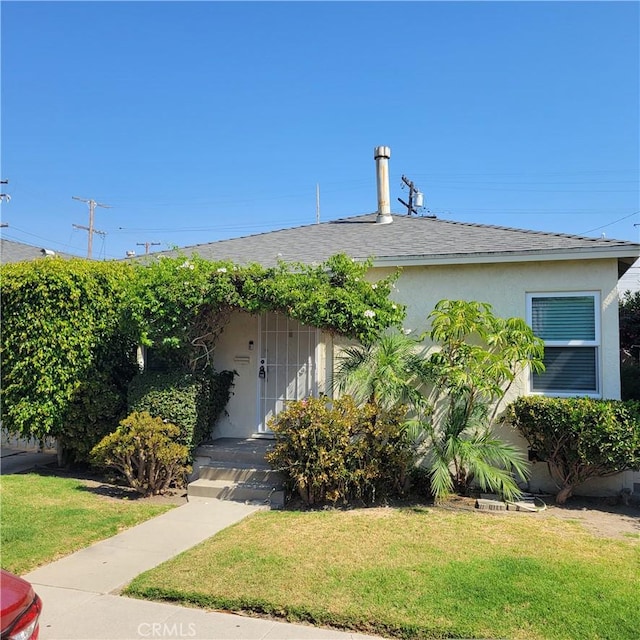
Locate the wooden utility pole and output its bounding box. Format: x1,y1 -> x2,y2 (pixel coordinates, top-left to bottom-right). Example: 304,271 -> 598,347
72,196 -> 110,258
397,175 -> 421,216
136,241 -> 161,255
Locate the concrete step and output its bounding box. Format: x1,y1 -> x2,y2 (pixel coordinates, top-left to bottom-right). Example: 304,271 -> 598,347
195,437 -> 274,466
197,463 -> 285,485
188,478 -> 285,509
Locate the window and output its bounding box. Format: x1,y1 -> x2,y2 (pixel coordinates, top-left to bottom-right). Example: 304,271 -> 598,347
526,293 -> 600,396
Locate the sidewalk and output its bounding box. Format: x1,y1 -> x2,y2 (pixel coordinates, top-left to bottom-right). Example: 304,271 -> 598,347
24,499 -> 383,640
0,444 -> 57,474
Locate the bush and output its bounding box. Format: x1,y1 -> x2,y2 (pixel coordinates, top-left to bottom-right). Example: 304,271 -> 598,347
621,362 -> 640,401
58,375 -> 129,464
127,370 -> 235,453
91,411 -> 191,496
507,396 -> 640,503
266,396 -> 413,505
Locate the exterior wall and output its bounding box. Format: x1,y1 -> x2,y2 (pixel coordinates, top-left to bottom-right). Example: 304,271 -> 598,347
211,258 -> 633,497
211,311 -> 332,439
370,257 -> 633,497
211,311 -> 260,439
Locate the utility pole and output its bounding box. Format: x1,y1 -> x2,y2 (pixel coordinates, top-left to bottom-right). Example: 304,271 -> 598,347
397,175 -> 424,216
136,241 -> 161,255
72,196 -> 110,259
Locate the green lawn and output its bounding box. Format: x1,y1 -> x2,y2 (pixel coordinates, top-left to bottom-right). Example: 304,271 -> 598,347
126,506 -> 639,640
1,473 -> 174,574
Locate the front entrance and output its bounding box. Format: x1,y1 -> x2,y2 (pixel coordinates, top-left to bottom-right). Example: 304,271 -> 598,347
257,314 -> 319,433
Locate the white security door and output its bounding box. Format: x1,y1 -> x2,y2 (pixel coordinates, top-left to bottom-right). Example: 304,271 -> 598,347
258,314 -> 318,433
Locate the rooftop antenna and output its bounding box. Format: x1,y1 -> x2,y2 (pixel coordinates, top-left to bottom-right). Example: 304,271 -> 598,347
72,196 -> 111,258
316,184 -> 320,224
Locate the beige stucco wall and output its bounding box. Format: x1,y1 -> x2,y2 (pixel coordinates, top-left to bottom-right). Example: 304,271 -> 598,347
211,256 -> 633,496
212,311 -> 332,439
372,257 -> 629,496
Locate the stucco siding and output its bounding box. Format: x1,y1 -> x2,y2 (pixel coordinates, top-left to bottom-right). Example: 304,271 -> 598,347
212,311 -> 260,438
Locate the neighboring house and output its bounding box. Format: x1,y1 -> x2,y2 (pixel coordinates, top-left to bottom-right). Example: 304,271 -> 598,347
0,238 -> 75,264
156,148 -> 640,498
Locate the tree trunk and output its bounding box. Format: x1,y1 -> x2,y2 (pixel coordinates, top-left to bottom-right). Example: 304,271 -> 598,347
555,485 -> 574,504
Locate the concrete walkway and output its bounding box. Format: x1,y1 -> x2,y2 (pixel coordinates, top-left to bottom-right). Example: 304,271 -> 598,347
0,444 -> 57,474
24,499 -> 383,640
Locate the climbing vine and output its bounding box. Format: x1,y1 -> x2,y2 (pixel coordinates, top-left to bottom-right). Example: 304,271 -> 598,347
1,253 -> 405,450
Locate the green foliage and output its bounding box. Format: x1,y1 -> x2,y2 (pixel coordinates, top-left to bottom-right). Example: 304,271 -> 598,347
59,373 -> 130,464
266,396 -> 413,505
129,253 -> 405,370
0,258 -> 138,452
1,253 -> 402,448
418,300 -> 543,501
619,290 -> 640,362
333,332 -> 432,412
334,300 -> 542,501
128,370 -> 236,452
91,411 -> 191,496
425,400 -> 529,502
621,362 -> 640,401
507,396 -> 640,503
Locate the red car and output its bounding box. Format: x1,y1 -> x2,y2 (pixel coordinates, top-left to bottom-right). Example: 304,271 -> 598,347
0,570 -> 42,640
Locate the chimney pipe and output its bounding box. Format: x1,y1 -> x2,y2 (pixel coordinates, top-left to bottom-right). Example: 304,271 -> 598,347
374,146 -> 392,224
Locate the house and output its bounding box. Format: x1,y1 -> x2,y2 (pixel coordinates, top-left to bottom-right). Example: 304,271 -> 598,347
0,238 -> 75,264
156,148 -> 640,498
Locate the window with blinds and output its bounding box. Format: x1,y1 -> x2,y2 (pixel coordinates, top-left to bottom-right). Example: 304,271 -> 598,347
527,293 -> 600,395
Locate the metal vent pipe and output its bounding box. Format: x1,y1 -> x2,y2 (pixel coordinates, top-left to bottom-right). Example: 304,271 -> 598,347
374,146 -> 392,224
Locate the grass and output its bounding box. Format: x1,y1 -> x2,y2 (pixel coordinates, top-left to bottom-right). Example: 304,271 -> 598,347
126,506 -> 639,640
1,473 -> 174,574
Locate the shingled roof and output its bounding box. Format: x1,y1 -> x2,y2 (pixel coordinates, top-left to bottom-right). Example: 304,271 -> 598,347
154,213 -> 640,269
0,238 -> 77,264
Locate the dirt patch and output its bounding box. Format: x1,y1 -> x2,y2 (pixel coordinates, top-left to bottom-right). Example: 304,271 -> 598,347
29,462 -> 189,506
434,494 -> 640,541
536,497 -> 640,540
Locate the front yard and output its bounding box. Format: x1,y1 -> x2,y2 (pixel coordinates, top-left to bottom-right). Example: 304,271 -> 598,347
0,473 -> 176,574
125,504 -> 639,640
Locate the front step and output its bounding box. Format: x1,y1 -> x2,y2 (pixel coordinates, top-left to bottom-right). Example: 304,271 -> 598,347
188,478 -> 285,509
188,438 -> 285,509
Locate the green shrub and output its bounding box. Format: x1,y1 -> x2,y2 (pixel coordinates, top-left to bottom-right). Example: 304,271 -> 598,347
91,411 -> 191,496
506,396 -> 640,503
266,396 -> 413,505
621,362 -> 640,401
58,375 -> 129,464
127,370 -> 235,453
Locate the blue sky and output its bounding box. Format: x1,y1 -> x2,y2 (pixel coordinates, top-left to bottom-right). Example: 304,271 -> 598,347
1,1 -> 639,262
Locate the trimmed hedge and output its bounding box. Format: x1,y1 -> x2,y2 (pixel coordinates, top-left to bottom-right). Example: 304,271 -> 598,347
507,396 -> 640,503
127,370 -> 235,453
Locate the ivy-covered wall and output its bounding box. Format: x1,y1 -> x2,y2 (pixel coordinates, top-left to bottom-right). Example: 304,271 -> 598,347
0,253 -> 405,455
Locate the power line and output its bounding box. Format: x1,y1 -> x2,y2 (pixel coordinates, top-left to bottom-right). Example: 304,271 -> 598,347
580,210 -> 640,235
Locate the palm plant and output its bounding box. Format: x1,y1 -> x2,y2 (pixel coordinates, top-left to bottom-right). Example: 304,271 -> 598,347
332,332 -> 432,414
425,398 -> 529,502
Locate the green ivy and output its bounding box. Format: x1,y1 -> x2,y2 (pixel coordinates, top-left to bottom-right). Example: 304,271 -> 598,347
1,253 -> 403,453
0,258 -> 138,451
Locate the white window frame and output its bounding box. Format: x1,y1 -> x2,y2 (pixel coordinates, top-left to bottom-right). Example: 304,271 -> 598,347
526,291 -> 601,398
